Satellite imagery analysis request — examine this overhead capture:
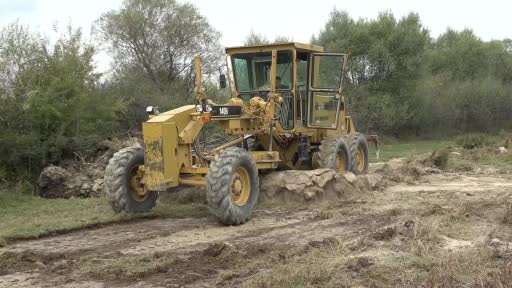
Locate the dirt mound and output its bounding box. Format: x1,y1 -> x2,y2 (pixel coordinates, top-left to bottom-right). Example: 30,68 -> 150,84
36,138 -> 140,198
375,157 -> 442,183
158,169 -> 384,205
259,169 -> 382,203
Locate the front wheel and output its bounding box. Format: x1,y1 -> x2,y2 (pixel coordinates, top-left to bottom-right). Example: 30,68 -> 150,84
206,147 -> 259,225
349,133 -> 369,175
317,137 -> 351,173
104,146 -> 158,213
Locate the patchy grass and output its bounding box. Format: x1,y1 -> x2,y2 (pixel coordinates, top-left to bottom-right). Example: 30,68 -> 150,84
503,202 -> 512,224
449,132 -> 512,171
78,251 -> 178,280
460,146 -> 512,171
0,189 -> 207,245
369,139 -> 453,163
242,217 -> 512,288
239,174 -> 512,288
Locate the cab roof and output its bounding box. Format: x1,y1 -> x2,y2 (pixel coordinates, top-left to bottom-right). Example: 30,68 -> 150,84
225,42 -> 324,54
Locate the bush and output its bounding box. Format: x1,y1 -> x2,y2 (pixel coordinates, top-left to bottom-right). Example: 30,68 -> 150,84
0,23 -> 123,180
431,148 -> 449,168
455,134 -> 487,149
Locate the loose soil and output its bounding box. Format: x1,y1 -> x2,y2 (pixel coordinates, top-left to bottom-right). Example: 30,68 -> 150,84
1,160 -> 512,287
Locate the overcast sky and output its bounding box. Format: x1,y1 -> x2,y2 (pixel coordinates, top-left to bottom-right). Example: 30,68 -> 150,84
1,0 -> 510,71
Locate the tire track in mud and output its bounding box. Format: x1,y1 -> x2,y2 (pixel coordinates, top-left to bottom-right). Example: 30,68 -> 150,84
0,205 -> 375,288
1,172 -> 512,287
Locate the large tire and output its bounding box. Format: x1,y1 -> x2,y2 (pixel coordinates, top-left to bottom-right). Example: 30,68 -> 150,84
104,146 -> 158,213
349,133 -> 369,175
317,137 -> 350,173
206,147 -> 259,225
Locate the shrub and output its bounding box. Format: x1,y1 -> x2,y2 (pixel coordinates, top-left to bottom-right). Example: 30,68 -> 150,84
455,134 -> 487,149
431,148 -> 449,168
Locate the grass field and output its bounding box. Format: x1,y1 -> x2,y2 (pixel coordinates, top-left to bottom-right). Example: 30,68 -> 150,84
0,190 -> 208,246
368,139 -> 453,162
0,138 -> 457,245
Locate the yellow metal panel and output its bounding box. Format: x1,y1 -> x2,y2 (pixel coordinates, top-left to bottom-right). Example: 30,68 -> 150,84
250,151 -> 280,169
179,175 -> 207,187
255,163 -> 278,169
178,118 -> 203,144
250,151 -> 280,162
194,56 -> 204,103
143,122 -> 179,191
142,122 -> 166,191
225,42 -> 324,54
180,167 -> 209,174
159,105 -> 196,116
162,123 -> 179,188
177,144 -> 191,169
149,105 -> 196,133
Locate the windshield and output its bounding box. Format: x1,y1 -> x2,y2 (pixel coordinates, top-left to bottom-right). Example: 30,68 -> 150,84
231,50 -> 293,100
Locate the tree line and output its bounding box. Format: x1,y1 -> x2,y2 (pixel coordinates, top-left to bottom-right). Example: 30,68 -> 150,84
312,10 -> 512,137
1,0 -> 511,180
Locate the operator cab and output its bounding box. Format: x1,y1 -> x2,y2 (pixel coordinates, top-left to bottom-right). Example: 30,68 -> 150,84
225,42 -> 347,132
231,51 -> 293,101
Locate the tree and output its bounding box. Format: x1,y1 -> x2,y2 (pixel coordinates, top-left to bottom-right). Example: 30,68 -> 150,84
314,10 -> 429,135
244,30 -> 291,46
95,0 -> 222,87
0,21 -> 44,95
0,23 -> 122,178
95,0 -> 223,127
244,30 -> 269,46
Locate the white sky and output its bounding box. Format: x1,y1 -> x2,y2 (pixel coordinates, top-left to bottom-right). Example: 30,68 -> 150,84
1,0 -> 511,72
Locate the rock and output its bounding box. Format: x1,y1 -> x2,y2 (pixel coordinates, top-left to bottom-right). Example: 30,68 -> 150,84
36,138 -> 141,199
357,174 -> 383,190
37,166 -> 73,198
488,237 -> 512,258
497,147 -> 508,154
450,151 -> 462,156
409,165 -> 427,178
259,169 -> 363,203
92,183 -> 102,193
202,242 -> 228,257
343,172 -> 357,184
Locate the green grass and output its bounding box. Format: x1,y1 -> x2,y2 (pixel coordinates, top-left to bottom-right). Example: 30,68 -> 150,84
368,139 -> 453,162
0,190 -> 208,245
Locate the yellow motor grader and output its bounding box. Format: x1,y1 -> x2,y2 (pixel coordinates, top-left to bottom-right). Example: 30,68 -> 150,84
104,42 -> 374,225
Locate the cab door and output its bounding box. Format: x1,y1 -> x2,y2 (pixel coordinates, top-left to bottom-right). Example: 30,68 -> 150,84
307,53 -> 347,129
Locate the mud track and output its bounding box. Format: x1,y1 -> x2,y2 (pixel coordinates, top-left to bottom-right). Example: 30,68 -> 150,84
1,169 -> 512,287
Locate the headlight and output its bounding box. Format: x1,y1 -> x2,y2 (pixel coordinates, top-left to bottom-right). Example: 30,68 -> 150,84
146,106 -> 159,115
196,104 -> 212,113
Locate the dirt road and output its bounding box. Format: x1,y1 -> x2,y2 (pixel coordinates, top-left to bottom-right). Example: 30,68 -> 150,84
1,166 -> 512,287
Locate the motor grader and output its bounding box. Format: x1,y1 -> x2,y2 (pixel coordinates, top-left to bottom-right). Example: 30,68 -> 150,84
104,42 -> 373,225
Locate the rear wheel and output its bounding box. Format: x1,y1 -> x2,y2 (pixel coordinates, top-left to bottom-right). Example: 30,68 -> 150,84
206,147 -> 259,225
317,137 -> 350,173
349,133 -> 369,175
104,146 -> 158,213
